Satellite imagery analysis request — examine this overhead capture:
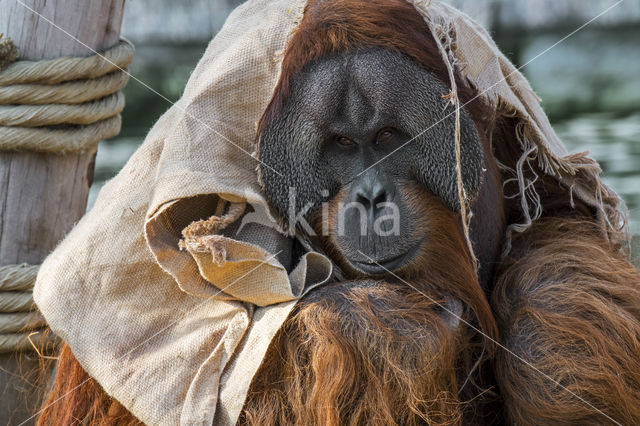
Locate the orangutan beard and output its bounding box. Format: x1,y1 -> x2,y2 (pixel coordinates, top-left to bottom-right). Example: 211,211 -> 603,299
239,279 -> 492,426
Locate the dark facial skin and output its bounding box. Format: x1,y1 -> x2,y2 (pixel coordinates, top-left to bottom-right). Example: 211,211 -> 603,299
259,48 -> 489,278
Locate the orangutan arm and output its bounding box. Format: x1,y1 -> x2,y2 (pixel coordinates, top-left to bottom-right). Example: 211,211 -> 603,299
492,218 -> 640,425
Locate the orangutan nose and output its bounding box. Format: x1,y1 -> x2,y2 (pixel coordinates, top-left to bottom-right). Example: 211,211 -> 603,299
351,171 -> 396,221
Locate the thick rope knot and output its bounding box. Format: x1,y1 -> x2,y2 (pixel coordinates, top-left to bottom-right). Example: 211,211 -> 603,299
0,37 -> 134,153
0,264 -> 56,353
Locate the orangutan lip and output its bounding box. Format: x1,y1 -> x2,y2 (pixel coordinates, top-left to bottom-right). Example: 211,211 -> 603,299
350,242 -> 421,275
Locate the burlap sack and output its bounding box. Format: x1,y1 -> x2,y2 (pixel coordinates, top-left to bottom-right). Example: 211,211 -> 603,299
34,0 -> 627,425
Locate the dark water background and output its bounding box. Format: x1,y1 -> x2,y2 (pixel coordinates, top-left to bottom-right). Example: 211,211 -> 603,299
90,27 -> 640,254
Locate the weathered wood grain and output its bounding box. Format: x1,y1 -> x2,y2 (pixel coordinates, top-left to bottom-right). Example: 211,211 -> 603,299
0,1 -> 125,423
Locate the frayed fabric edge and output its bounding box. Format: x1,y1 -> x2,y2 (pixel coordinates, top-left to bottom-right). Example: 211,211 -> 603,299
410,0 -> 629,259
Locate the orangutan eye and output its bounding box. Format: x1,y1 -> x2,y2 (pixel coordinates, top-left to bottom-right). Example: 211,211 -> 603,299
335,136 -> 354,147
376,129 -> 393,143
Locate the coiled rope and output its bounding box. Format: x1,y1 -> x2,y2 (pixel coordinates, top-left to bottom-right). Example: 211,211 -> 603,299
0,36 -> 134,153
0,35 -> 133,352
0,264 -> 50,353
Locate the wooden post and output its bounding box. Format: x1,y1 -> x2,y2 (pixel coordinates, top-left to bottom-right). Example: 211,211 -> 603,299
0,0 -> 125,423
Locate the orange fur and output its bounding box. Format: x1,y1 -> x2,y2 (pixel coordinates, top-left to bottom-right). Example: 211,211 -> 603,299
492,218 -> 640,425
316,186 -> 498,349
37,345 -> 142,426
240,280 -> 466,425
242,185 -> 499,425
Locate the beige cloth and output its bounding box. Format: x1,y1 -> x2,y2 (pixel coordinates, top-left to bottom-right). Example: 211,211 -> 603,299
34,0 -> 627,425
